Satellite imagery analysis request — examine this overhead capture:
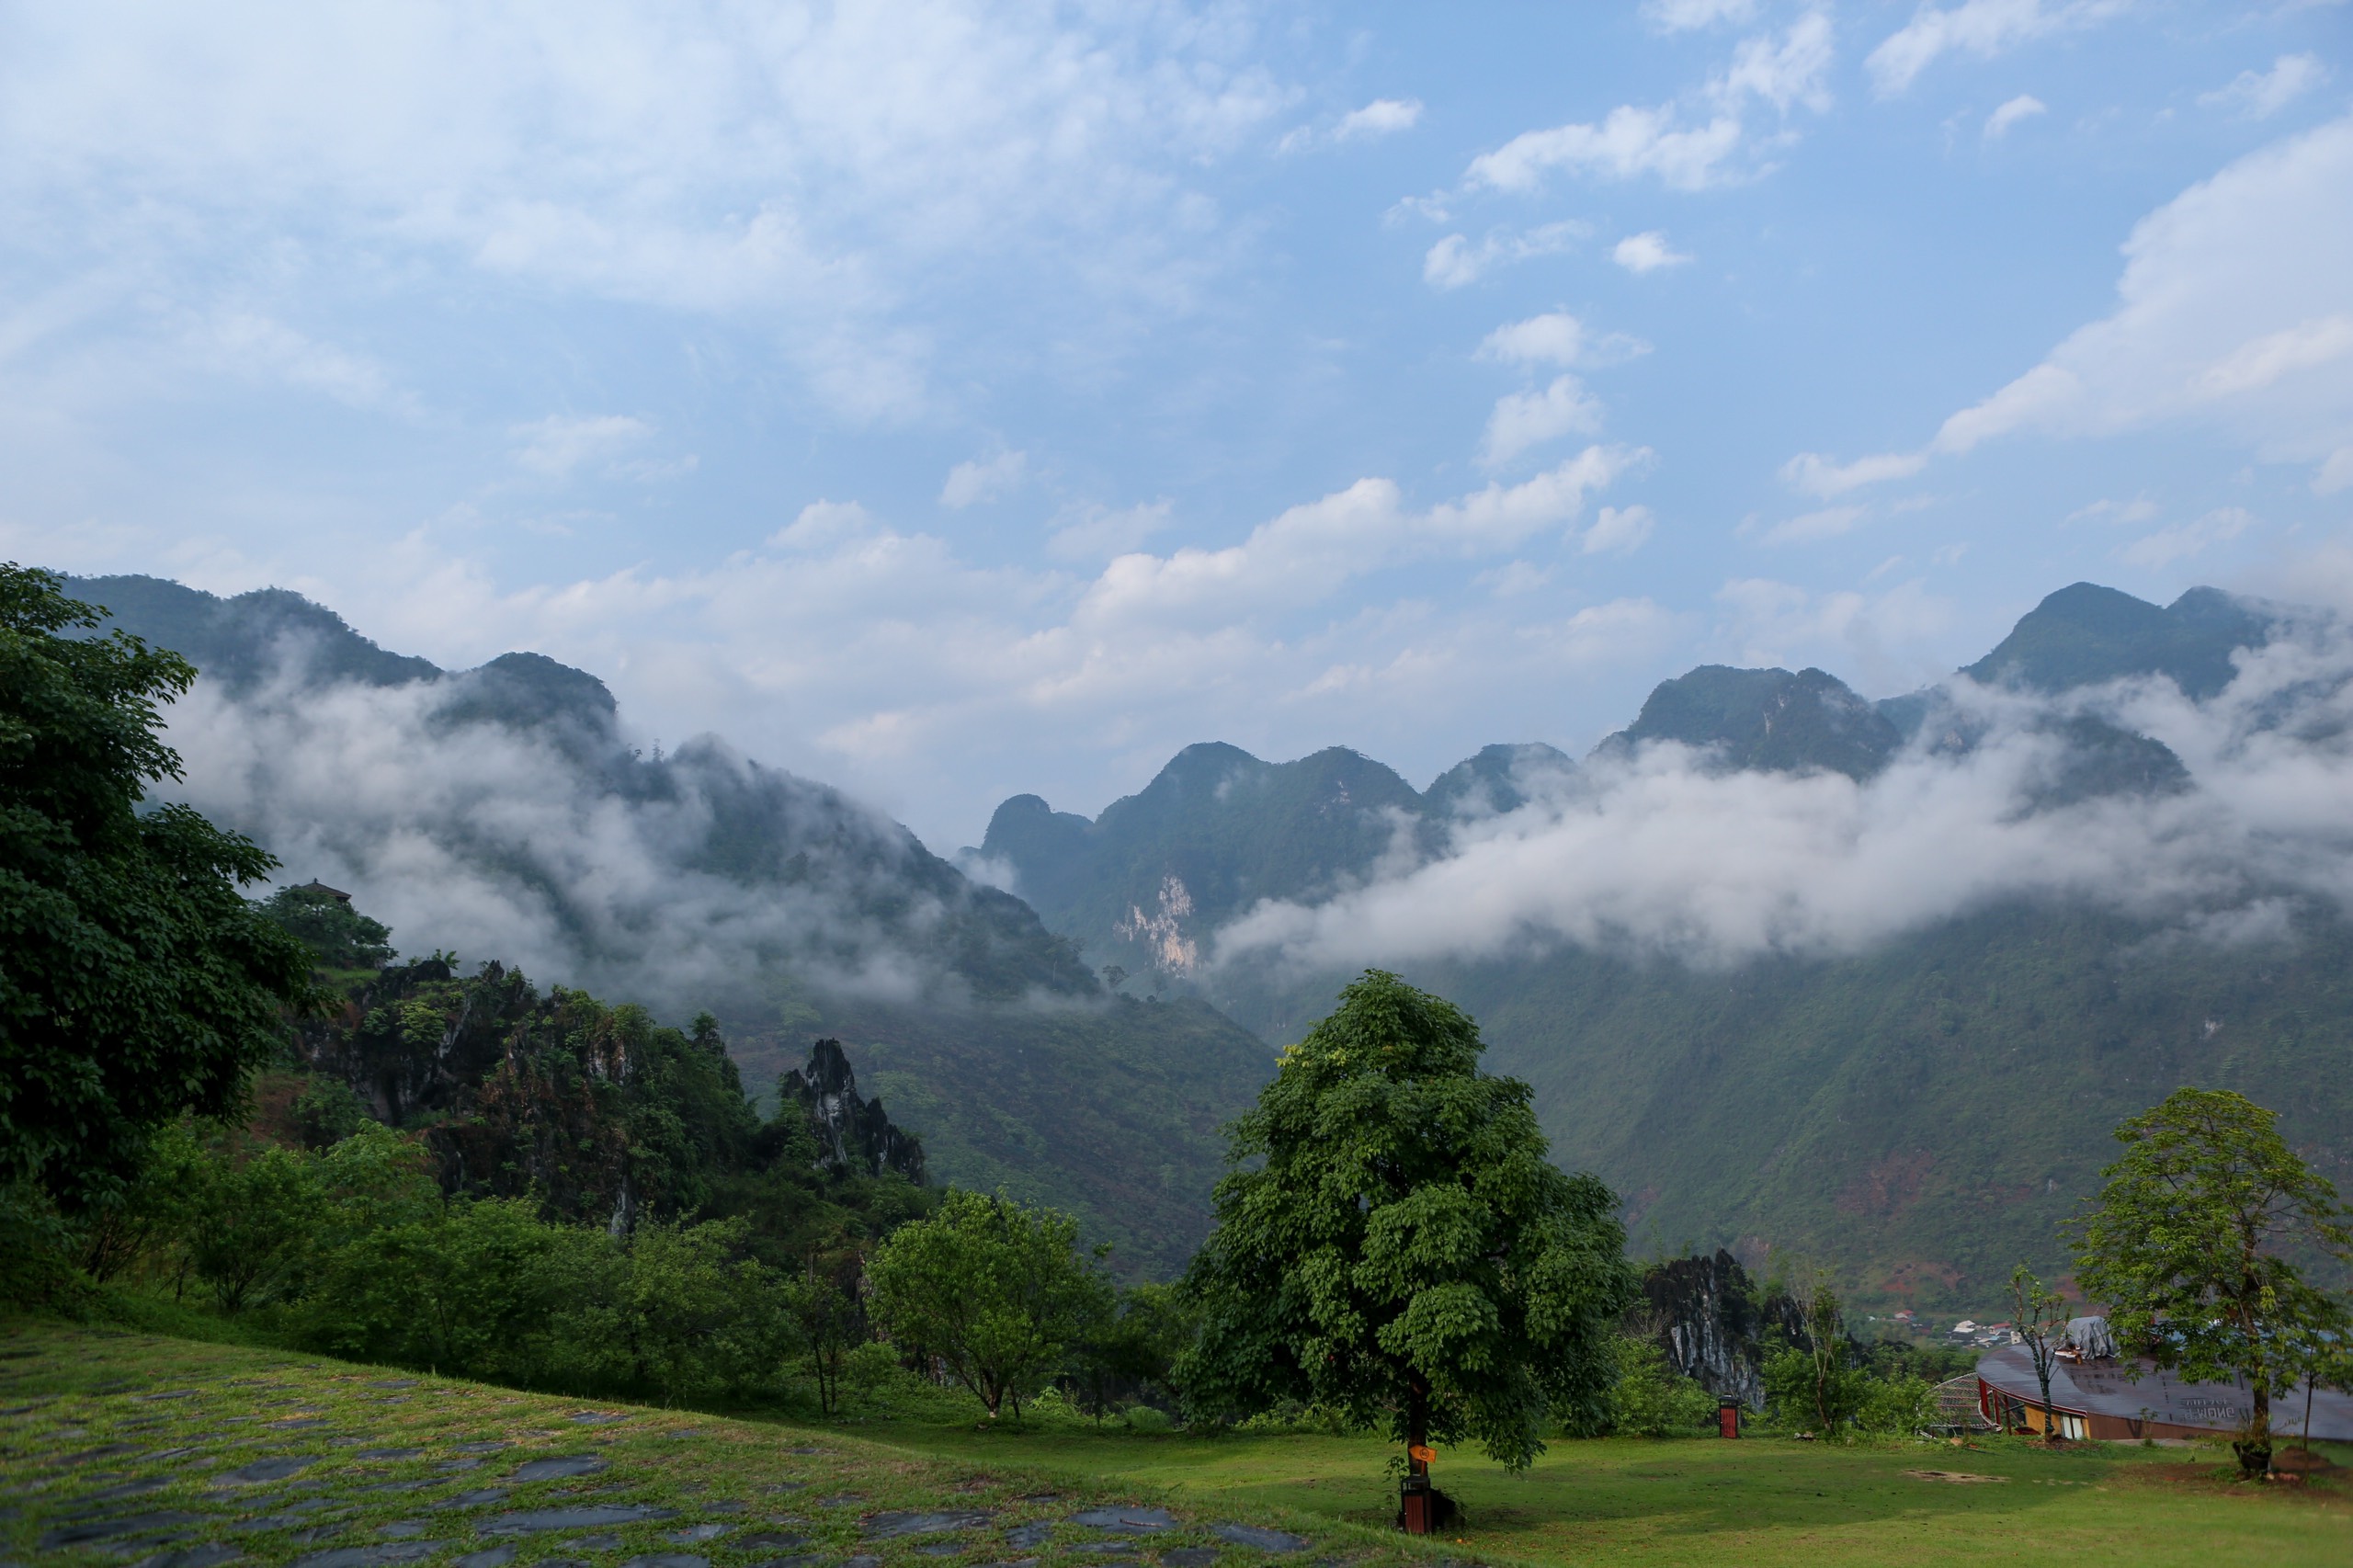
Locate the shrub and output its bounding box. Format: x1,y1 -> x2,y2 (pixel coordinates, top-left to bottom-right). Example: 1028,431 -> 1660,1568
1608,1335 -> 1720,1437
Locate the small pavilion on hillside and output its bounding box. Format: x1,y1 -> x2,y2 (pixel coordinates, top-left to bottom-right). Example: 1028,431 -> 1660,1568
1976,1340 -> 2353,1441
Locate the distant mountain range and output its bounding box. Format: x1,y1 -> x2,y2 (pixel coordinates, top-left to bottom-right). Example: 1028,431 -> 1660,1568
67,570 -> 2353,1304
973,583 -> 2353,1302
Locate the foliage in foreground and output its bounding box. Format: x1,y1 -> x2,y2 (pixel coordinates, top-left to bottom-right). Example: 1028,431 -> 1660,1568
0,564 -> 314,1211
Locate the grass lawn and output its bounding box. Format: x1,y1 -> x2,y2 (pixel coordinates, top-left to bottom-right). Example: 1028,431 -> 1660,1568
834,1410 -> 2353,1567
4,1317 -> 2345,1568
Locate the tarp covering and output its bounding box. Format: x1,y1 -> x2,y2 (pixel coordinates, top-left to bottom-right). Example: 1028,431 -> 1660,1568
2060,1315 -> 2118,1360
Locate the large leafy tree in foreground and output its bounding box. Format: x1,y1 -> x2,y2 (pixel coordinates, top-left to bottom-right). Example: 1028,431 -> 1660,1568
0,565 -> 313,1209
2070,1086 -> 2351,1454
1179,971 -> 1634,1471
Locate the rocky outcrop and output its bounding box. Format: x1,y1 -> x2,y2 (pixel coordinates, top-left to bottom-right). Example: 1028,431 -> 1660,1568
1635,1249 -> 1807,1409
780,1039 -> 926,1185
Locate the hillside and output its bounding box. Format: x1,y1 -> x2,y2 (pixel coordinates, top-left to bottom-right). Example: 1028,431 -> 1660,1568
63,573 -> 1278,1277
976,583 -> 2353,1307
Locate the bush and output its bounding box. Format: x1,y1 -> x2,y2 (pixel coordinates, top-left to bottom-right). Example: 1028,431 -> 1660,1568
1123,1403 -> 1173,1434
1857,1374 -> 1940,1435
1608,1335 -> 1720,1437
1760,1345 -> 1873,1433
843,1339 -> 903,1398
298,1197 -> 568,1381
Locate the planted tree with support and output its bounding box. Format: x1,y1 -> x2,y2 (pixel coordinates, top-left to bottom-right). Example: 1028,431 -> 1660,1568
2070,1086 -> 2353,1476
1178,971 -> 1634,1533
2007,1265 -> 2070,1442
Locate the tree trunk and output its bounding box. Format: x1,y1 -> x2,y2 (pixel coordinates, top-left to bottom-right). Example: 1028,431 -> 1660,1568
1407,1373 -> 1430,1478
2251,1382 -> 2270,1447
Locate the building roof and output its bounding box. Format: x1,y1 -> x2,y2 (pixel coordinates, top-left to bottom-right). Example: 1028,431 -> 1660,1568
1976,1343 -> 2353,1440
298,880 -> 353,903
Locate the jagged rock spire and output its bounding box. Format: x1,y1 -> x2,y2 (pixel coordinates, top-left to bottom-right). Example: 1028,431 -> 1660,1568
781,1038 -> 926,1185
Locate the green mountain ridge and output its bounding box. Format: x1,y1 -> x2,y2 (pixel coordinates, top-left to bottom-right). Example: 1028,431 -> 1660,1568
61,572 -> 1279,1278
976,581 -> 2353,1306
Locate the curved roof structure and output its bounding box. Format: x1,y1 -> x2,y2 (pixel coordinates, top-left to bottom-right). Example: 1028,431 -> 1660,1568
1976,1344 -> 2353,1441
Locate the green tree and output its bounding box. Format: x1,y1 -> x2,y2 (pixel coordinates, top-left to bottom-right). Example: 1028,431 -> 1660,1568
1177,971 -> 1634,1473
1071,1281 -> 1199,1425
256,882 -> 396,970
74,1119 -> 204,1284
2070,1087 -> 2353,1457
301,1198 -> 566,1381
1608,1334 -> 1719,1437
2008,1264 -> 2071,1442
0,564 -> 313,1210
794,1256 -> 869,1417
181,1141 -> 325,1313
868,1189 -> 1113,1420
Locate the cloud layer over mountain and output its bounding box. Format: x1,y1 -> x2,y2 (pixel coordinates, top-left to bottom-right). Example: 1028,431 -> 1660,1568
157,645 -> 1087,1017
1216,617 -> 2353,974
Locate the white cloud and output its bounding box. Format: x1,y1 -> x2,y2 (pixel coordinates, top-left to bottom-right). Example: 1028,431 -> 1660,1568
509,415 -> 651,480
1780,450 -> 1929,498
1079,445 -> 1644,626
2317,447 -> 2353,495
1893,114 -> 2353,489
196,313 -> 415,415
1984,94 -> 2048,140
0,4 -> 1291,422
2065,496 -> 2158,526
1335,97 -> 1424,142
1477,312 -> 1650,369
1423,222 -> 1590,288
1613,231 -> 1694,273
1214,630 -> 2353,977
1467,105 -> 1746,193
1762,505 -> 1869,544
1711,12 -> 1836,115
1867,1 -> 2136,98
1279,97 -> 1424,154
2116,506 -> 2256,568
941,450 -> 1029,509
1584,504 -> 1655,556
1481,377 -> 1605,467
2201,54 -> 2328,120
1642,0 -> 1758,29
769,499 -> 875,551
1046,500 -> 1171,562
1464,13 -> 1832,202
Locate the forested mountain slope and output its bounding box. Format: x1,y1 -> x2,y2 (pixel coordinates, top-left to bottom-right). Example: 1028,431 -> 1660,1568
64,573 -> 1276,1277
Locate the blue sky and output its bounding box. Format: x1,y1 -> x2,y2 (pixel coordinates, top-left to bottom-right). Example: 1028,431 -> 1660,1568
4,1 -> 2349,847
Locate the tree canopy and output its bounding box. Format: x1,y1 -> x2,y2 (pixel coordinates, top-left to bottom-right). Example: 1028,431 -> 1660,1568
0,564 -> 313,1210
2070,1086 -> 2352,1449
1178,970 -> 1634,1471
256,882 -> 396,970
868,1188 -> 1112,1419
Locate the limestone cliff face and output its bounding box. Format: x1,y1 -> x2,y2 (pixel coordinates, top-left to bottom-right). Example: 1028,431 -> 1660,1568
1637,1249 -> 1805,1408
780,1038 -> 926,1185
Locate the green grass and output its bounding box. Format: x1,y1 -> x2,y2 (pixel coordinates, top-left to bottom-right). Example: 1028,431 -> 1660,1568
0,1319 -> 1383,1568
5,1318 -> 2345,1568
836,1413 -> 2352,1567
